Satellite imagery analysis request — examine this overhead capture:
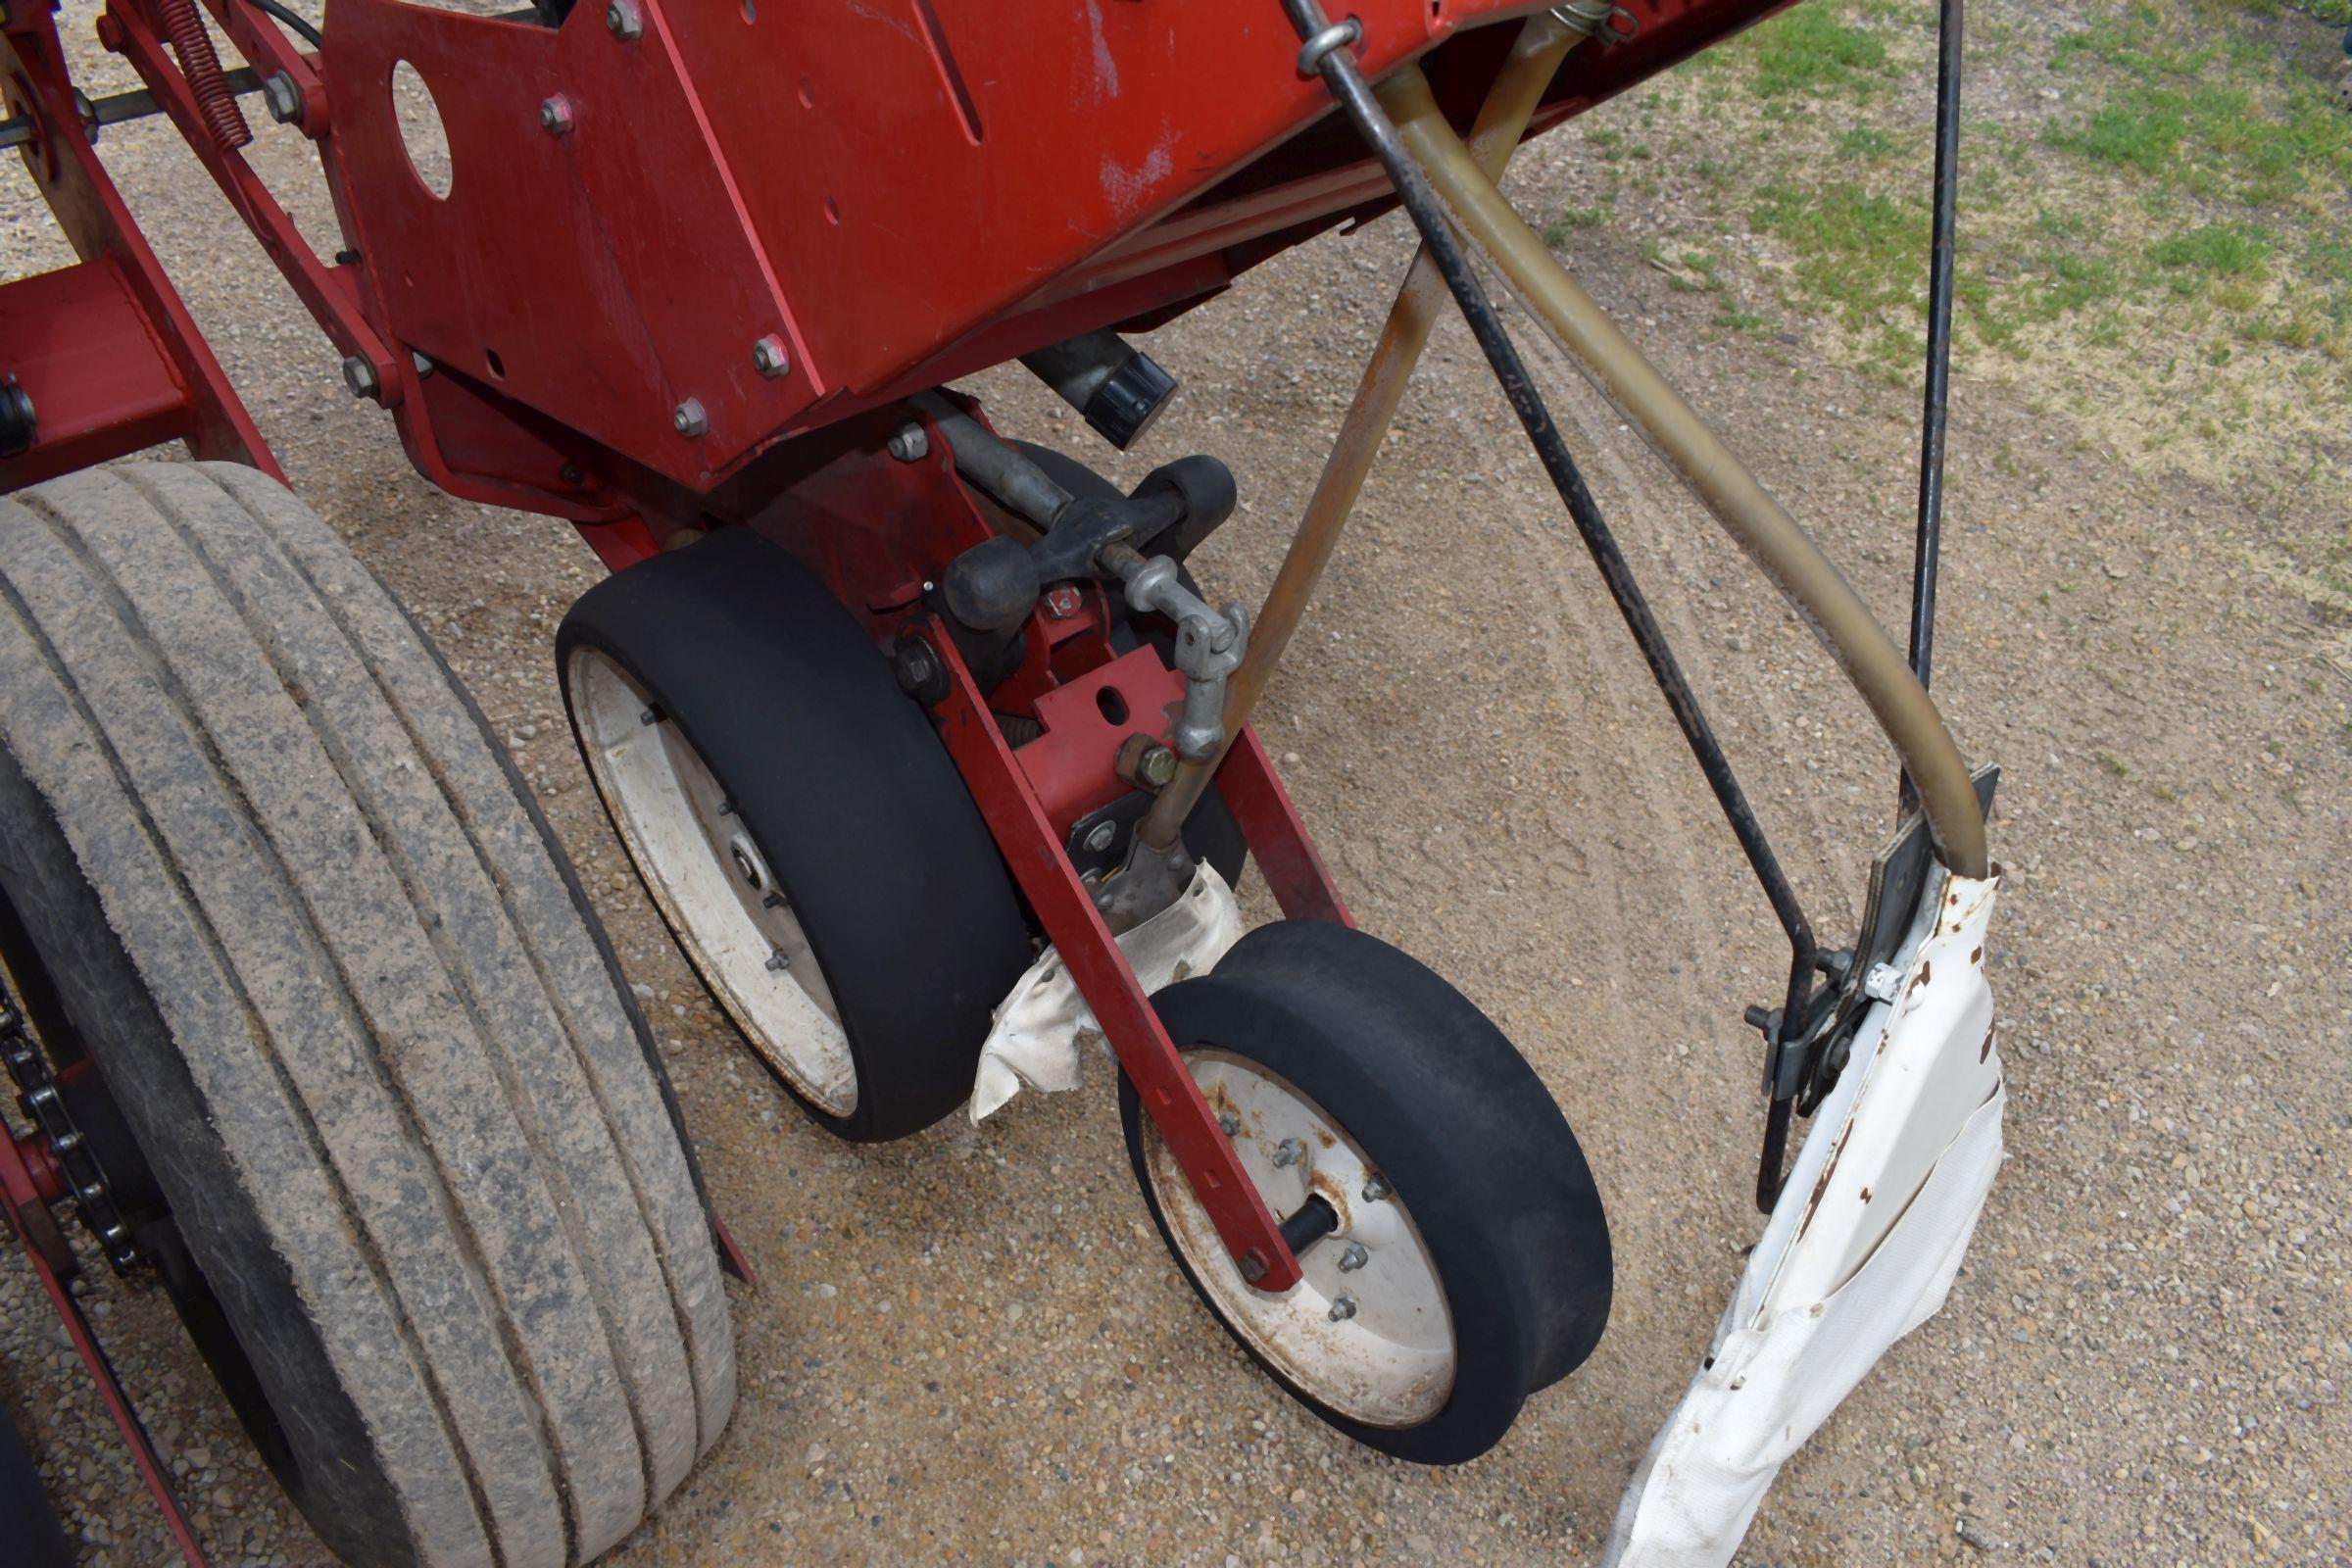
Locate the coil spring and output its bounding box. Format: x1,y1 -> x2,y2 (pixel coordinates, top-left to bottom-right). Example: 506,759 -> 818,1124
157,0 -> 253,153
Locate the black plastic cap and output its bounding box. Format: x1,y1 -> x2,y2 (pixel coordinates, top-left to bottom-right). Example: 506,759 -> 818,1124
1080,352 -> 1178,451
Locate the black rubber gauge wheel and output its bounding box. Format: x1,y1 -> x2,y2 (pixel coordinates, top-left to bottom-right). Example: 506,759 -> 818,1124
559,527 -> 1033,1143
0,464 -> 732,1568
1120,918 -> 1611,1464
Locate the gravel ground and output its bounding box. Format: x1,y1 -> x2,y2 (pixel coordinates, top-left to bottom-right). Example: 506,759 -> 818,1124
4,14 -> 2348,1568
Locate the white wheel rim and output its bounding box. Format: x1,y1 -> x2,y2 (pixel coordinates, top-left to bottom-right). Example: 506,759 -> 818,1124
567,647 -> 858,1116
1142,1051 -> 1455,1427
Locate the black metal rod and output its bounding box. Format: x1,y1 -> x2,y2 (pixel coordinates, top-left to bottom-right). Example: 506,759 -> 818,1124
1281,0 -> 1818,1200
1279,1195 -> 1342,1258
1902,0 -> 1965,811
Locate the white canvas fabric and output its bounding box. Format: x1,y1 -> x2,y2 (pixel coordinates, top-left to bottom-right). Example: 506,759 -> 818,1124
1604,870 -> 2006,1568
970,862 -> 1243,1122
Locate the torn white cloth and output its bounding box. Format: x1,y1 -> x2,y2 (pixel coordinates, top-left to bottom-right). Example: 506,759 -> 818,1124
969,862 -> 1242,1122
1604,870 -> 2006,1568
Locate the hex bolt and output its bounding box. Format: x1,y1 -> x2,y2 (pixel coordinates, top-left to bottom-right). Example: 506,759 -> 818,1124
261,71 -> 303,126
639,706 -> 662,726
604,0 -> 642,38
885,422 -> 929,463
765,949 -> 791,973
538,94 -> 574,136
1361,1173 -> 1393,1202
1217,1110 -> 1241,1137
1083,820 -> 1119,855
1271,1138 -> 1307,1169
672,398 -> 709,437
751,334 -> 791,379
1327,1295 -> 1358,1323
1337,1241 -> 1369,1272
341,355 -> 379,401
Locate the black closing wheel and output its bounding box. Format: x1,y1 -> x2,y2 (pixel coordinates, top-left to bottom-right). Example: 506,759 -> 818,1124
1120,919 -> 1611,1464
559,527 -> 1033,1142
0,464 -> 732,1568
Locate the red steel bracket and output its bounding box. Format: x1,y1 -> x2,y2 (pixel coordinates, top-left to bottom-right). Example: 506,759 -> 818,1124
0,1128 -> 207,1567
925,618 -> 1301,1294
1,6 -> 274,489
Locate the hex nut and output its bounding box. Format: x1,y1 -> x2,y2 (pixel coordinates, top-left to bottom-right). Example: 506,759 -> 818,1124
538,94 -> 574,135
885,422 -> 929,463
671,398 -> 709,437
340,355 -> 380,401
604,0 -> 642,38
262,71 -> 303,126
752,334 -> 791,378
1114,733 -> 1178,791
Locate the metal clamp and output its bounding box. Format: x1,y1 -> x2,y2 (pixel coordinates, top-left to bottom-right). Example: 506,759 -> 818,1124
1295,16 -> 1362,77
1549,0 -> 1637,41
1110,552 -> 1249,760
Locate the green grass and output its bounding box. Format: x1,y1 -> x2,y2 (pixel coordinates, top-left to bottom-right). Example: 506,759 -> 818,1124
1540,0 -> 2351,483
1749,5 -> 1892,96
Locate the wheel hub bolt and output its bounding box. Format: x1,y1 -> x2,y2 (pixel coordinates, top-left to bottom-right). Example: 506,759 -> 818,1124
1327,1295 -> 1358,1323
1217,1110 -> 1240,1137
1271,1138 -> 1307,1169
765,949 -> 791,972
1361,1173 -> 1393,1202
1337,1241 -> 1368,1272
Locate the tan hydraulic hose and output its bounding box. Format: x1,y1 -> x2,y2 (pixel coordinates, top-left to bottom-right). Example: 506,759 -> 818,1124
1373,65 -> 1988,879
1140,12 -> 1590,854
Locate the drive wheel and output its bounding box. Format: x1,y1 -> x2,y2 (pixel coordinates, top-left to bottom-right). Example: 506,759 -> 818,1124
1121,919 -> 1610,1464
559,527 -> 1032,1142
0,464 -> 732,1568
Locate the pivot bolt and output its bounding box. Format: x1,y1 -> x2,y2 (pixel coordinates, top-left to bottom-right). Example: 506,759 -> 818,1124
1217,1110 -> 1240,1137
538,94 -> 574,135
1337,1241 -> 1369,1272
672,398 -> 709,437
751,334 -> 791,379
1361,1173 -> 1393,1202
341,355 -> 380,401
1083,820 -> 1118,855
604,0 -> 641,38
1327,1295 -> 1358,1323
1271,1138 -> 1307,1169
886,422 -> 929,463
262,71 -> 303,126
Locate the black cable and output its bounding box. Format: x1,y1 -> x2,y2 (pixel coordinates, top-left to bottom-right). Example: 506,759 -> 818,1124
1277,1 -> 1816,1208
1901,0 -> 1964,811
246,0 -> 322,50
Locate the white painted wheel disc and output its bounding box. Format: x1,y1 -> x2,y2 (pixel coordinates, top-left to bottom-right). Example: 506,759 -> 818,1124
568,647 -> 858,1116
1142,1051 -> 1455,1427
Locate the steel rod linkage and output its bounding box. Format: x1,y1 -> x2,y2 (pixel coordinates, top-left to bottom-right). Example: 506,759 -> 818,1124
1279,0 -> 1823,1207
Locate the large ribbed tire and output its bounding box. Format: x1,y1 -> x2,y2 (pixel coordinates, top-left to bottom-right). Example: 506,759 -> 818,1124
0,463 -> 733,1568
